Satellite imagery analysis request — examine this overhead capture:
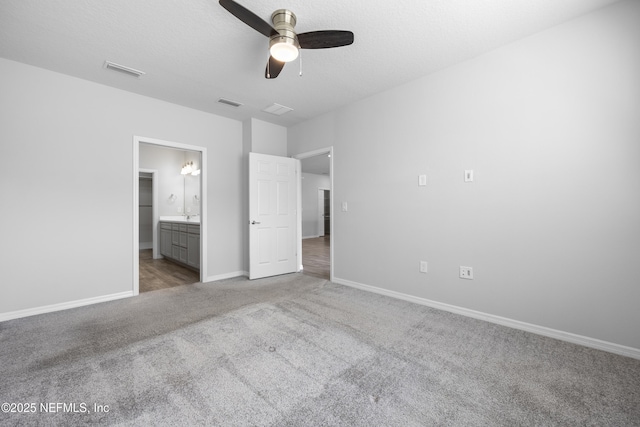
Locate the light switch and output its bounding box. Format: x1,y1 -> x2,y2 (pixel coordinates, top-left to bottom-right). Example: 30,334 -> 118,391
419,175 -> 427,186
342,202 -> 348,212
420,261 -> 428,273
464,170 -> 474,182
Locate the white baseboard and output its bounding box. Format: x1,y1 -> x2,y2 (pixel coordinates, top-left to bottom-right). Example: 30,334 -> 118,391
0,270 -> 248,323
203,271 -> 248,283
333,277 -> 640,360
302,235 -> 320,239
0,291 -> 134,323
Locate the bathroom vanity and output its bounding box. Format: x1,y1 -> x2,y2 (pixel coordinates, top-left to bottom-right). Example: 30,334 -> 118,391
159,219 -> 200,271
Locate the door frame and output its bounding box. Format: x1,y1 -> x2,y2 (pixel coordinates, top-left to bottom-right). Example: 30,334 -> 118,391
133,135 -> 207,295
294,147 -> 334,281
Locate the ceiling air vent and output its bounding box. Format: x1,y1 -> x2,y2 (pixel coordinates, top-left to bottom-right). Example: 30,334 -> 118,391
217,98 -> 243,108
103,61 -> 145,78
262,103 -> 293,116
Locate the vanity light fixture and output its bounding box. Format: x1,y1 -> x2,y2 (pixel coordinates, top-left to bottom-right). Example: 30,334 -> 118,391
181,161 -> 193,175
181,161 -> 201,176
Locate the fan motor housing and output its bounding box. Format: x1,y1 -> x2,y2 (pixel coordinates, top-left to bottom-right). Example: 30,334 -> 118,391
270,9 -> 298,48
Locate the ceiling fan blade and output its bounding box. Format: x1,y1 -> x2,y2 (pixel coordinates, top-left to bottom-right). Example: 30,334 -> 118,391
219,0 -> 277,37
265,56 -> 285,79
297,31 -> 354,49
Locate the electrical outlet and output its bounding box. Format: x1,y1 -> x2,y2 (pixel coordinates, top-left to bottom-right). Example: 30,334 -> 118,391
420,261 -> 428,273
459,266 -> 474,279
177,206 -> 182,213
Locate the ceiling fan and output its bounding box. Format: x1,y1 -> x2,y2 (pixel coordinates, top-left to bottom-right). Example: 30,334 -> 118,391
219,0 -> 354,79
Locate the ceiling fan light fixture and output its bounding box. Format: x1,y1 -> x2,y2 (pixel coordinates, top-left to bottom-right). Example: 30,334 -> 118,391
269,38 -> 299,62
269,9 -> 299,63
219,1 -> 354,79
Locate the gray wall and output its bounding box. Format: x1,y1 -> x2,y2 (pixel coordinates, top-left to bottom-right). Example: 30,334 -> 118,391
301,173 -> 331,238
249,118 -> 287,157
0,57 -> 244,314
288,1 -> 640,350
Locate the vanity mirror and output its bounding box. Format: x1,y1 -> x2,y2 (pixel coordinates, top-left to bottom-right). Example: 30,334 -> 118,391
139,143 -> 201,220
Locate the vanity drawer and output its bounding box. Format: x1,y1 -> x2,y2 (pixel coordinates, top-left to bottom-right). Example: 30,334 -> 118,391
159,220 -> 200,272
172,223 -> 188,232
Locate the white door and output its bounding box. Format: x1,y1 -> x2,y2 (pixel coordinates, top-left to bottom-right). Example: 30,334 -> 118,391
249,152 -> 299,279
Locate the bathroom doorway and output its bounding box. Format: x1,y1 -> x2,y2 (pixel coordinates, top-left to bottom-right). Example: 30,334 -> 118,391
133,136 -> 207,295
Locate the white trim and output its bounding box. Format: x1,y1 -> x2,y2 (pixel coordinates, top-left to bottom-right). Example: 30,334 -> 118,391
133,141 -> 140,295
134,136 -> 208,296
294,147 -> 334,160
303,235 -> 320,239
333,276 -> 640,360
294,147 -> 334,282
0,292 -> 133,323
296,161 -> 303,271
203,271 -> 248,283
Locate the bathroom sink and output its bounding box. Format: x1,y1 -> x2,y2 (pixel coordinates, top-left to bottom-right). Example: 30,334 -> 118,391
159,215 -> 200,224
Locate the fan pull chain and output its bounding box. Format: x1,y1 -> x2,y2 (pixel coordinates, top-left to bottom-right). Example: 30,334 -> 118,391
299,50 -> 303,77
267,57 -> 271,79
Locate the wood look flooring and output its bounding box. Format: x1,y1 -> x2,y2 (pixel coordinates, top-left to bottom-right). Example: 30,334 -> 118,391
139,249 -> 200,293
302,236 -> 330,280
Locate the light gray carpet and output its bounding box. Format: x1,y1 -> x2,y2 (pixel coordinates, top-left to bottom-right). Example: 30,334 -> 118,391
1,273 -> 639,426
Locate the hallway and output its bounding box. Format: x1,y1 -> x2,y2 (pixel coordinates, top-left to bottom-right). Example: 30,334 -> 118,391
302,236 -> 330,280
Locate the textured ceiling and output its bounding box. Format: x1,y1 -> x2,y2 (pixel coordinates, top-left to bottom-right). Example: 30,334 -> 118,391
0,0 -> 620,127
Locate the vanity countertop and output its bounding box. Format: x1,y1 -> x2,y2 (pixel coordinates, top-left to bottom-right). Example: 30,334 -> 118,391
159,216 -> 200,224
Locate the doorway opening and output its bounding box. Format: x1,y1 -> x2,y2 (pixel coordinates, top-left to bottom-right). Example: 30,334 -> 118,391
138,170 -> 157,255
295,148 -> 333,281
319,189 -> 330,237
133,136 -> 207,295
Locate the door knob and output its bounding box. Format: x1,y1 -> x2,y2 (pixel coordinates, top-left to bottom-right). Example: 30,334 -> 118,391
251,220 -> 261,225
